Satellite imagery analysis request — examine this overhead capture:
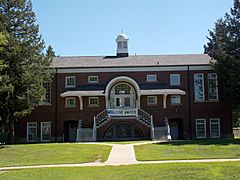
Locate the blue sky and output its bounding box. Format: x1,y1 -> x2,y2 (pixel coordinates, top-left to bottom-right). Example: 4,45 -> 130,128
32,0 -> 233,56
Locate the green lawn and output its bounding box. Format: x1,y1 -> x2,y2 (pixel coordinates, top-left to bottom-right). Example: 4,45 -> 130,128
0,143 -> 111,167
102,140 -> 150,144
135,139 -> 240,161
1,162 -> 240,179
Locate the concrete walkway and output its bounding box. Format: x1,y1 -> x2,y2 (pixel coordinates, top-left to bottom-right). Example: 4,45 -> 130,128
1,142 -> 240,171
104,144 -> 138,165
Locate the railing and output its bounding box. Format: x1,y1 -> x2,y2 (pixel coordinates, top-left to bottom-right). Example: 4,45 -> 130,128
107,109 -> 137,117
95,109 -> 108,126
138,108 -> 151,126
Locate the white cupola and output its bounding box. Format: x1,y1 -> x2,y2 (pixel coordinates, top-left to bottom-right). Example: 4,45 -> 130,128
116,33 -> 129,57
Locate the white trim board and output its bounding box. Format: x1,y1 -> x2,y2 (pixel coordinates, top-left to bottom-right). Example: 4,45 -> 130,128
56,65 -> 212,73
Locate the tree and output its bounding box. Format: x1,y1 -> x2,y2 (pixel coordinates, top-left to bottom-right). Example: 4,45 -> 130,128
204,0 -> 240,126
0,0 -> 53,143
46,45 -> 56,57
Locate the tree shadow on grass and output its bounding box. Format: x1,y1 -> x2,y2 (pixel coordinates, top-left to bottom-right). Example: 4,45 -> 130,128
156,139 -> 240,146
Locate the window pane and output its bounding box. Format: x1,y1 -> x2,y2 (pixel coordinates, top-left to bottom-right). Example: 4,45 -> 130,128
115,84 -> 131,95
66,76 -> 75,87
66,98 -> 76,107
123,41 -> 127,48
118,42 -> 122,49
27,122 -> 37,141
171,95 -> 181,104
208,73 -> 218,100
194,74 -> 205,101
147,75 -> 157,82
196,119 -> 206,138
210,118 -> 220,138
41,122 -> 51,141
170,74 -> 180,85
125,97 -> 130,106
42,82 -> 51,104
148,96 -> 157,104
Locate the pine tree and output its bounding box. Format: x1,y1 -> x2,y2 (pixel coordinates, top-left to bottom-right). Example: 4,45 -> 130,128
204,0 -> 240,126
46,45 -> 56,57
0,0 -> 53,143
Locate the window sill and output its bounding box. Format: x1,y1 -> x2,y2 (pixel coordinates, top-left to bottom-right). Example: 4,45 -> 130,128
147,104 -> 158,106
88,105 -> 100,108
65,86 -> 76,88
194,100 -> 220,103
65,106 -> 76,108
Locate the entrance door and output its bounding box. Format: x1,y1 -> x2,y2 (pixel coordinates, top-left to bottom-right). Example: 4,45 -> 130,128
115,96 -> 131,109
169,121 -> 179,140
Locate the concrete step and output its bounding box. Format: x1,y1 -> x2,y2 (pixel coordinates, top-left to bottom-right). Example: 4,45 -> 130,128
76,128 -> 93,142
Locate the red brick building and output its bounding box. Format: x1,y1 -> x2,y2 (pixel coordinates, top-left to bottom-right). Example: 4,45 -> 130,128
15,34 -> 233,142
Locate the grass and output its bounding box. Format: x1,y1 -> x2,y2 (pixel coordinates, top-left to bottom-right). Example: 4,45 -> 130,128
0,143 -> 111,167
134,139 -> 240,161
101,140 -> 150,144
1,162 -> 240,179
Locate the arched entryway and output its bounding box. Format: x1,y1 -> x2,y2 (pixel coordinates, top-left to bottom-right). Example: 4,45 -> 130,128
109,83 -> 136,109
104,122 -> 144,140
168,118 -> 183,140
64,120 -> 78,142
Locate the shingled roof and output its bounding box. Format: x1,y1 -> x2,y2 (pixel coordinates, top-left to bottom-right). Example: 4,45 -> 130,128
52,54 -> 212,68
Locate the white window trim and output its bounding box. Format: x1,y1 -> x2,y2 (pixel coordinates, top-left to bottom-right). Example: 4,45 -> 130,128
147,96 -> 158,105
27,122 -> 37,142
65,76 -> 76,88
88,76 -> 99,84
208,73 -> 219,101
41,122 -> 51,142
146,74 -> 157,82
170,95 -> 181,105
195,118 -> 207,139
210,118 -> 221,138
65,97 -> 76,108
194,73 -> 205,101
170,74 -> 180,86
89,97 -> 99,107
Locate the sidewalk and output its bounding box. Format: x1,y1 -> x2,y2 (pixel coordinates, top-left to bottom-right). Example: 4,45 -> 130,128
1,142 -> 240,170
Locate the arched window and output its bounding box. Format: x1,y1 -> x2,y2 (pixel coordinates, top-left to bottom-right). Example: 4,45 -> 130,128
115,84 -> 131,95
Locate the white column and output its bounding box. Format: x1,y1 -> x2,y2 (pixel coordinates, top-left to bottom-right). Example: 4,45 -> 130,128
78,96 -> 83,110
163,94 -> 168,109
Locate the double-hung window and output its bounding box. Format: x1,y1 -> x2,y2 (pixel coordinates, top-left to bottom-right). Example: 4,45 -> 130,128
208,73 -> 218,101
170,95 -> 181,105
89,97 -> 99,107
195,119 -> 206,138
170,74 -> 180,86
147,96 -> 157,105
41,82 -> 51,104
27,122 -> 37,142
210,118 -> 220,138
194,74 -> 205,101
65,76 -> 76,88
41,122 -> 51,141
65,97 -> 76,108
